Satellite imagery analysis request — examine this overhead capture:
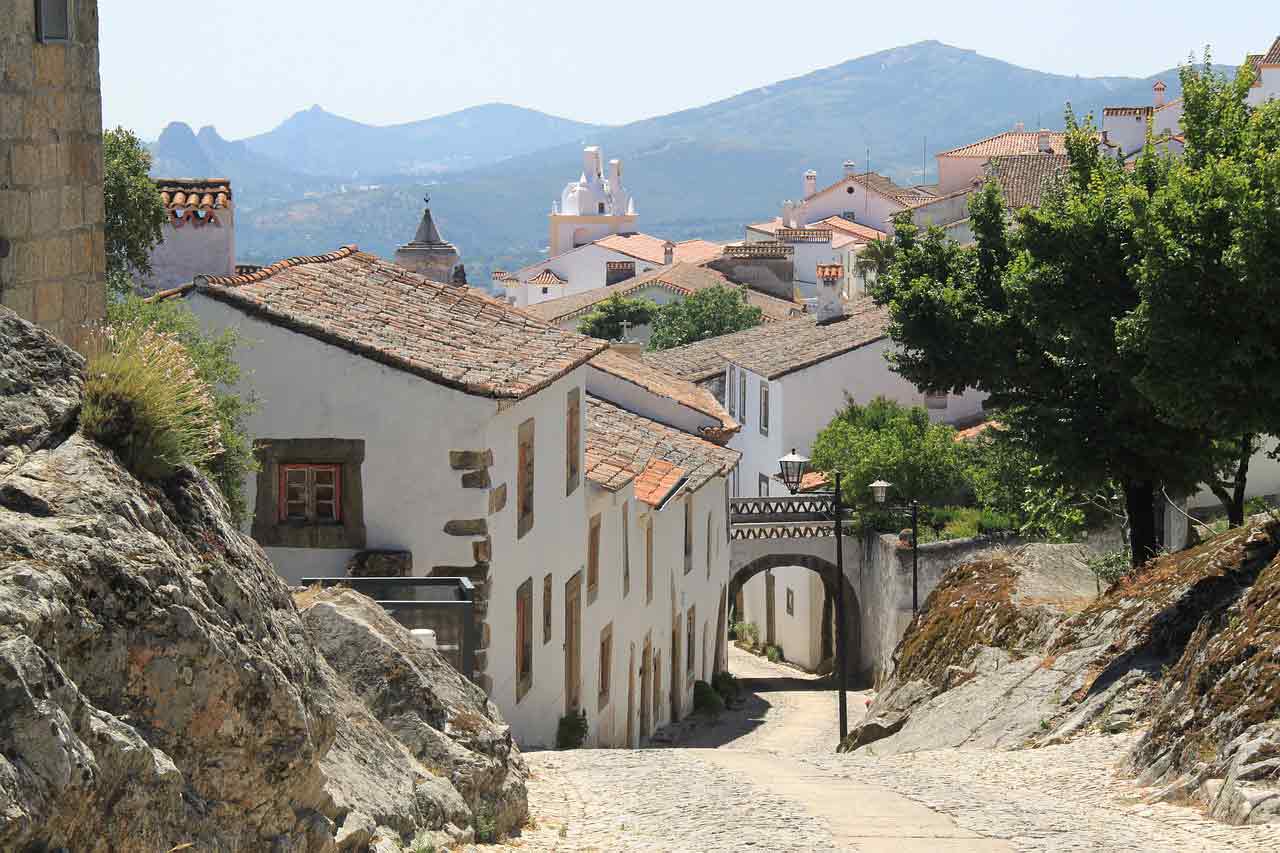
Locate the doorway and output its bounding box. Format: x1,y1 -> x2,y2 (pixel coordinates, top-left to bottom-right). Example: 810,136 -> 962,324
564,572 -> 582,713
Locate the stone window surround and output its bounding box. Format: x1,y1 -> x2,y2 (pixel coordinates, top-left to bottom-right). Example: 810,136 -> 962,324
252,438 -> 366,549
517,418 -> 535,539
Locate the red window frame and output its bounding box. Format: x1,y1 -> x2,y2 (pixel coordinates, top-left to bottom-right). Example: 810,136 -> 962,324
278,463 -> 342,523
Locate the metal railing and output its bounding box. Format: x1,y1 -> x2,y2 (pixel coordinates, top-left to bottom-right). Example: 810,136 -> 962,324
301,576 -> 477,681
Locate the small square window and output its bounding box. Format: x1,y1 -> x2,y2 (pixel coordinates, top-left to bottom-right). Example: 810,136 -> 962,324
36,0 -> 73,43
278,464 -> 342,523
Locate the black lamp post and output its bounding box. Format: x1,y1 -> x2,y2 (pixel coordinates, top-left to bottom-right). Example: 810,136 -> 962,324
778,449 -> 848,743
870,479 -> 921,613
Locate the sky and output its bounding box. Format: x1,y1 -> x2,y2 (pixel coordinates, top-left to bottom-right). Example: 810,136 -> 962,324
100,0 -> 1275,141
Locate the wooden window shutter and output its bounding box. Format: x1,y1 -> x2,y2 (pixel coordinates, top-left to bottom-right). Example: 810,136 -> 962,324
517,419 -> 535,538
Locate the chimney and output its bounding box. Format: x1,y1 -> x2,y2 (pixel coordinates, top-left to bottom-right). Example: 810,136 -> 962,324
583,146 -> 602,180
815,264 -> 845,325
1014,121 -> 1025,132
608,158 -> 623,190
803,169 -> 818,198
843,160 -> 858,178
1153,80 -> 1167,107
662,240 -> 675,265
1037,130 -> 1052,153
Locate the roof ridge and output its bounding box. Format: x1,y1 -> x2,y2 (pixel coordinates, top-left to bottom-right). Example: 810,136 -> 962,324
200,245 -> 359,287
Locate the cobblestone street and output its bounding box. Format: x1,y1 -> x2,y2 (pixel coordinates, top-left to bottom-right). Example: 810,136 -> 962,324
492,647 -> 1280,852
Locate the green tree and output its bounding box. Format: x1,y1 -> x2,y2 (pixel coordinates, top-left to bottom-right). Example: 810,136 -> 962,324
1120,54 -> 1280,527
106,294 -> 257,525
103,127 -> 166,286
647,285 -> 764,350
810,396 -> 968,511
874,114 -> 1215,566
576,292 -> 658,340
853,238 -> 897,283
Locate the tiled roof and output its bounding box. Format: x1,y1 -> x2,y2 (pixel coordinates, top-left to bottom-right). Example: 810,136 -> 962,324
196,246 -> 605,399
584,395 -> 740,504
588,348 -> 739,441
803,171 -> 931,207
937,131 -> 1068,158
522,263 -> 801,326
593,233 -> 724,266
750,216 -> 887,249
1156,97 -> 1183,113
985,154 -> 1069,209
770,470 -> 830,492
633,460 -> 687,506
815,264 -> 844,280
811,216 -> 889,243
529,268 -> 566,286
954,420 -> 1001,443
1262,36 -> 1280,65
642,297 -> 890,382
155,178 -> 232,209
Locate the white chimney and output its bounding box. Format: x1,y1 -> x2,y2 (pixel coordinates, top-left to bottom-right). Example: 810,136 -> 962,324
608,158 -> 623,191
1014,121 -> 1025,132
1153,80 -> 1167,107
583,146 -> 603,180
843,160 -> 857,178
803,169 -> 818,198
1037,130 -> 1052,153
815,264 -> 845,324
662,240 -> 675,265
782,200 -> 798,229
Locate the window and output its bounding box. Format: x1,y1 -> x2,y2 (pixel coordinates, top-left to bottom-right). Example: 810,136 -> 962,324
682,499 -> 693,574
517,419 -> 535,538
706,511 -> 713,578
543,573 -> 553,644
739,370 -> 748,427
587,513 -> 601,602
598,202 -> 606,214
516,578 -> 534,701
686,607 -> 696,677
759,381 -> 770,436
252,438 -> 365,549
645,520 -> 654,604
541,286 -> 549,295
758,473 -> 770,497
279,464 -> 340,523
36,0 -> 72,43
621,502 -> 631,597
566,389 -> 581,495
727,365 -> 737,416
598,623 -> 613,710
786,587 -> 795,617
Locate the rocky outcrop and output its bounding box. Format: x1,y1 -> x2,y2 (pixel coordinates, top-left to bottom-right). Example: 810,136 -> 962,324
299,587 -> 528,837
841,518 -> 1280,825
0,308 -> 525,851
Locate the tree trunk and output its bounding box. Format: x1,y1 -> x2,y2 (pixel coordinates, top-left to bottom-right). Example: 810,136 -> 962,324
1209,434 -> 1253,528
1124,480 -> 1158,568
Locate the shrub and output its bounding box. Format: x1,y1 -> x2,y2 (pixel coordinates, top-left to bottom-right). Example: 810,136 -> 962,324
764,645 -> 784,663
1086,549 -> 1131,590
976,508 -> 1015,535
555,708 -> 588,749
731,621 -> 760,649
692,680 -> 725,716
473,803 -> 497,844
81,325 -> 221,480
711,670 -> 740,703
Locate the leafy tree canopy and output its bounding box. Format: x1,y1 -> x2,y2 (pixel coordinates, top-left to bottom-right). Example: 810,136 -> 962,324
103,127 -> 166,281
576,292 -> 658,340
647,285 -> 763,351
811,396 -> 968,510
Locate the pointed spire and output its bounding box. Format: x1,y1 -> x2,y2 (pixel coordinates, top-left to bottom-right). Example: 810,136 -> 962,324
412,195 -> 445,245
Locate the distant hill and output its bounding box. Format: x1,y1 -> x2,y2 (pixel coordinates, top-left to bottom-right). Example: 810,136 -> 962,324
153,41 -> 1233,281
241,103 -> 604,179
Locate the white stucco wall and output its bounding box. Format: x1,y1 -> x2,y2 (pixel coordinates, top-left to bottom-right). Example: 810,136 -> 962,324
141,209 -> 235,292
1102,112 -> 1150,157
1247,66 -> 1280,106
936,156 -> 987,195
798,183 -> 904,235
515,243 -> 659,307
585,364 -> 721,438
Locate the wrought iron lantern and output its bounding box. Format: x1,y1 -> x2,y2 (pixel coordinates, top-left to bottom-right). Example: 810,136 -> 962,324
777,449 -> 811,495
869,479 -> 892,504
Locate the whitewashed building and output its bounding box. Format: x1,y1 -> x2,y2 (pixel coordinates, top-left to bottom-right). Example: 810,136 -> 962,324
1247,37 -> 1280,106
165,246 -> 739,748
522,262 -> 802,342
548,146 -> 638,257
643,269 -> 984,670
138,179 -> 235,292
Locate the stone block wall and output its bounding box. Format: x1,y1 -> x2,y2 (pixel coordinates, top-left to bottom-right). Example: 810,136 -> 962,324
0,0 -> 106,347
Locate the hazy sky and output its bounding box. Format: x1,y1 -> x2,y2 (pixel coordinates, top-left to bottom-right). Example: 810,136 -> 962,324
101,1 -> 1274,140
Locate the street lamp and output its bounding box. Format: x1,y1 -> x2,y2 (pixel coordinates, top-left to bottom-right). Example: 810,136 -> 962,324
870,479 -> 921,613
777,450 -> 849,743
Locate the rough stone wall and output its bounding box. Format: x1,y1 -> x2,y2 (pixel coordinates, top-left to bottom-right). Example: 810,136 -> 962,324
706,256 -> 794,301
0,0 -> 106,347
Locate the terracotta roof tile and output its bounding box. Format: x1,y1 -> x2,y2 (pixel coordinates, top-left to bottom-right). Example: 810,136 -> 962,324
585,395 -> 739,503
811,216 -> 889,243
1103,106 -> 1154,117
1263,36 -> 1280,65
196,246 -> 606,399
529,268 -> 566,286
594,233 -> 724,265
985,154 -> 1069,209
642,297 -> 889,382
155,178 -> 232,210
588,348 -> 739,441
633,459 -> 687,507
522,262 -> 802,326
938,131 -> 1068,158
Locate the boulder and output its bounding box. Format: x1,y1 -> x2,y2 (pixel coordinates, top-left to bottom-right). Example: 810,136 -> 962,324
0,307 -> 527,850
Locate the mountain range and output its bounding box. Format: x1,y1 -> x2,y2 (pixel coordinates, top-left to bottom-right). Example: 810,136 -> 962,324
149,40 -> 1224,283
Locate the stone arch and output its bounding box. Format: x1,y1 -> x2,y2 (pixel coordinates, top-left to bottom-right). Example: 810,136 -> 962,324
727,553 -> 861,682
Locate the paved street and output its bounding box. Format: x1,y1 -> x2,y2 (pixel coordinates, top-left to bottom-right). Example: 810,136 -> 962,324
492,647 -> 1280,852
